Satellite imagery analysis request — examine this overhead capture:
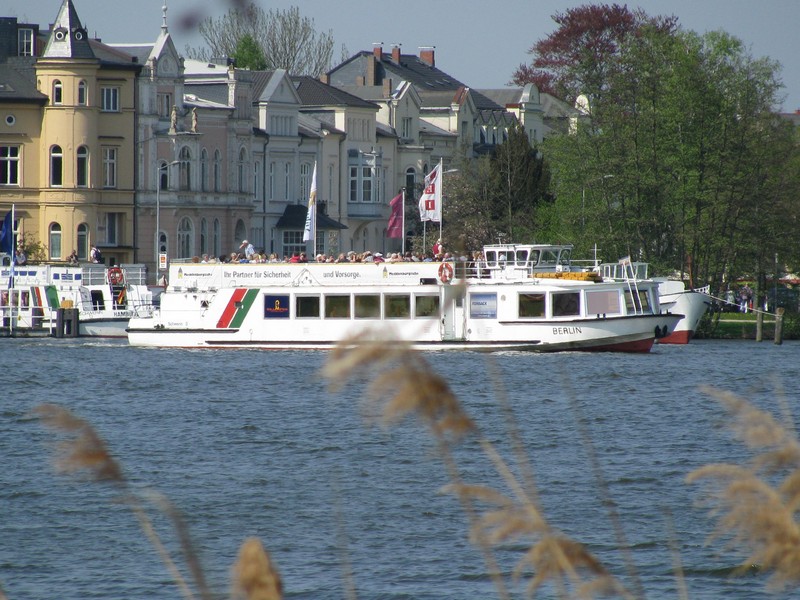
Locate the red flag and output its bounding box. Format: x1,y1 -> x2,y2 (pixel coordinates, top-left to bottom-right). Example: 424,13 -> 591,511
387,192 -> 403,238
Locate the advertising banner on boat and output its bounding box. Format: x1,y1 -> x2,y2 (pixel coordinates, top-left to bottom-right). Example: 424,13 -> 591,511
470,293 -> 497,319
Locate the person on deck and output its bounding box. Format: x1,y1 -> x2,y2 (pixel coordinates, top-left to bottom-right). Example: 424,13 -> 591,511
240,240 -> 255,260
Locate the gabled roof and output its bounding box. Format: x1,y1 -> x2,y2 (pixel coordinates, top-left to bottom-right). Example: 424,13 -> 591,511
292,76 -> 378,110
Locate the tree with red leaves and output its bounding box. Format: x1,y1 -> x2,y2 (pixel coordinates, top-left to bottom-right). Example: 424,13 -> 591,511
511,4 -> 676,104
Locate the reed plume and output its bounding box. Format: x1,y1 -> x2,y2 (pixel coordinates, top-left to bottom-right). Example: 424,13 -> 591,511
324,334 -> 631,599
34,403 -> 212,600
231,537 -> 283,600
687,386 -> 800,591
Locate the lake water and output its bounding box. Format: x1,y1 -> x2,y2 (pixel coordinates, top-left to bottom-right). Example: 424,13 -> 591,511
1,338 -> 799,599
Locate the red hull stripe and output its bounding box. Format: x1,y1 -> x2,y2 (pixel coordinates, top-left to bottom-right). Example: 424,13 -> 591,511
658,330 -> 692,344
216,288 -> 248,328
216,289 -> 259,329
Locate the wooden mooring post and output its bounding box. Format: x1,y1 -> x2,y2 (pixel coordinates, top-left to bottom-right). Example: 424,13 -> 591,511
774,307 -> 784,345
54,308 -> 79,338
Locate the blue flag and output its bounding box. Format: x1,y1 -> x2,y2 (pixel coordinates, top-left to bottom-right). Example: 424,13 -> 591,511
0,211 -> 13,254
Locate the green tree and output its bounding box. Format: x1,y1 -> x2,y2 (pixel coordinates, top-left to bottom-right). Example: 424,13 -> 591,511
536,12 -> 798,294
231,34 -> 267,70
185,6 -> 334,76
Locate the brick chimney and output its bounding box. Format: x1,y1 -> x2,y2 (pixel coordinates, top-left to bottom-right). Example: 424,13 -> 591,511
373,44 -> 383,60
383,77 -> 393,97
366,54 -> 376,86
419,47 -> 435,67
391,45 -> 401,64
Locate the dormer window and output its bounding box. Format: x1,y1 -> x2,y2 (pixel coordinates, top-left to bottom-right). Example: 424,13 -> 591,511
18,28 -> 34,56
73,29 -> 85,41
54,28 -> 67,42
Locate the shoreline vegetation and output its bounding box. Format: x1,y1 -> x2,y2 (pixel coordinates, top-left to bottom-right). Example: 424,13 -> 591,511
698,311 -> 799,341
8,333 -> 797,599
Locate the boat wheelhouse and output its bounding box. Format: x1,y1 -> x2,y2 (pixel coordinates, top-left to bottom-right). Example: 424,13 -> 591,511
0,263 -> 154,337
126,243 -> 681,352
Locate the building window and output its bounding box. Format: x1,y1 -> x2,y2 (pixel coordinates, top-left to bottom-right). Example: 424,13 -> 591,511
52,80 -> 63,105
103,212 -> 122,245
213,150 -> 221,192
269,161 -> 275,199
200,149 -> 208,192
157,93 -> 172,118
18,28 -> 34,56
300,163 -> 311,201
50,145 -> 63,187
77,223 -> 89,260
102,147 -> 117,188
200,218 -> 208,255
178,217 -> 193,258
405,167 -> 416,200
78,80 -> 87,105
179,146 -> 191,191
238,148 -> 246,193
348,153 -> 380,203
49,223 -> 62,260
101,87 -> 119,112
0,145 -> 20,185
213,218 -> 221,257
282,230 -> 305,257
158,160 -> 169,190
76,146 -> 89,187
401,117 -> 412,139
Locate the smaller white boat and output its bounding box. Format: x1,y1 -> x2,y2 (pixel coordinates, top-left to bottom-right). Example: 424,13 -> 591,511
0,262 -> 154,337
598,260 -> 711,344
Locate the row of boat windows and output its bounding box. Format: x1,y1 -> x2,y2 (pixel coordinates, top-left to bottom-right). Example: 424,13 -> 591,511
261,294 -> 441,319
253,288 -> 653,320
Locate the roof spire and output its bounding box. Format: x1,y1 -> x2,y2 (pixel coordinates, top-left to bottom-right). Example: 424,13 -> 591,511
161,0 -> 169,33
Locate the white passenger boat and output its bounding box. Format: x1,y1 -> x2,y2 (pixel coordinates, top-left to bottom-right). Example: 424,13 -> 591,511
0,263 -> 155,337
598,260 -> 711,344
126,244 -> 681,352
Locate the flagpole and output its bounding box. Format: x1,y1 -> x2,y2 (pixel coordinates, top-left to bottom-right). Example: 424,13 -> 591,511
9,204 -> 15,335
438,159 -> 443,242
401,188 -> 406,255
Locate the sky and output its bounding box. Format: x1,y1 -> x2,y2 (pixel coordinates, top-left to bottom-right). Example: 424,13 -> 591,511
8,0 -> 800,113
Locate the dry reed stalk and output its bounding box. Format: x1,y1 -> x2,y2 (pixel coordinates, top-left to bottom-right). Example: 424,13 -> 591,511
231,537 -> 283,600
687,386 -> 800,591
34,404 -> 210,600
324,334 -> 630,599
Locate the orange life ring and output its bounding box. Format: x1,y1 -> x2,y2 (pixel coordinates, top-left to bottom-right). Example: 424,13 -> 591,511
108,267 -> 125,285
438,262 -> 454,284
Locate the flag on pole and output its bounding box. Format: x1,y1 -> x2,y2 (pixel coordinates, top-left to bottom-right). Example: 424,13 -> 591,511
418,159 -> 442,222
303,162 -> 317,242
387,192 -> 404,238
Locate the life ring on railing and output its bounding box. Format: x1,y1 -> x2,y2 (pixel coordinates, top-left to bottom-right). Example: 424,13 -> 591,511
108,267 -> 125,285
438,262 -> 454,284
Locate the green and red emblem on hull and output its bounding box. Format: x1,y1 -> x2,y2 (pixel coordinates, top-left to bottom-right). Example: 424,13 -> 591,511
216,288 -> 259,329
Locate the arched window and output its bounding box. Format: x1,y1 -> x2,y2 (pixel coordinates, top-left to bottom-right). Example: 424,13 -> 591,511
76,146 -> 89,187
52,80 -> 62,104
50,145 -> 63,187
77,223 -> 89,260
200,218 -> 208,255
179,146 -> 191,191
213,149 -> 221,192
78,80 -> 87,105
234,219 -> 247,247
158,160 -> 169,190
200,148 -> 208,192
177,217 -> 193,258
213,218 -> 221,258
49,223 -> 62,260
238,148 -> 247,193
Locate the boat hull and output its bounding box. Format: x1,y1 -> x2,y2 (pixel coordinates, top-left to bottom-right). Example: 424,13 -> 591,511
656,282 -> 710,344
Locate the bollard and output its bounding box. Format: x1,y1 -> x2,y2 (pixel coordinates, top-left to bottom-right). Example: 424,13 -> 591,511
756,311 -> 763,342
774,307 -> 784,345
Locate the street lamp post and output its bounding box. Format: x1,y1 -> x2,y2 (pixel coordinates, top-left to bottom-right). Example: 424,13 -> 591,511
581,174 -> 614,232
155,160 -> 180,284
